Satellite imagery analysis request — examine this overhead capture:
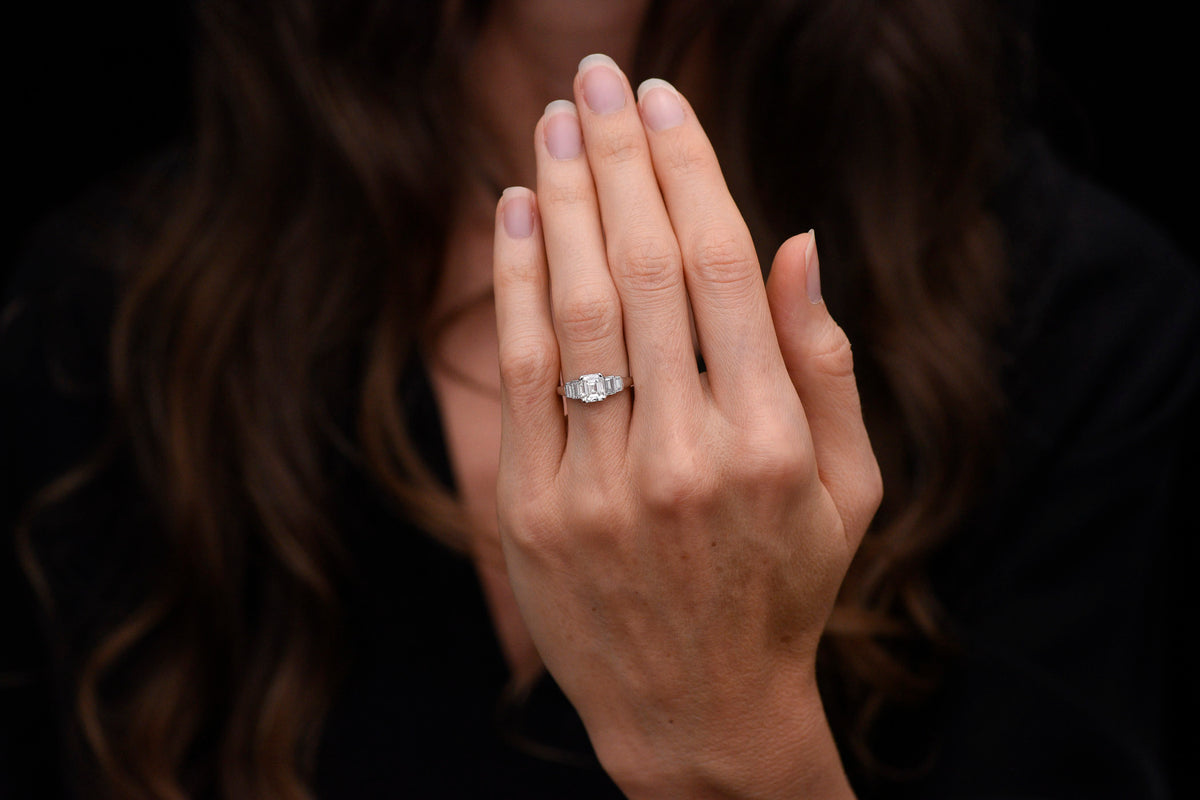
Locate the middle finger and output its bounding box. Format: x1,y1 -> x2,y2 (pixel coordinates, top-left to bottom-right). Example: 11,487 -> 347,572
573,54 -> 702,418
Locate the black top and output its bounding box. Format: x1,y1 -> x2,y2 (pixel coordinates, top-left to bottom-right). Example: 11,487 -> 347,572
2,135 -> 1198,799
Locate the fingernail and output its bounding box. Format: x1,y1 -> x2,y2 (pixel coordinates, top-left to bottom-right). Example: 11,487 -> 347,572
805,229 -> 822,304
578,53 -> 626,115
501,188 -> 534,239
637,79 -> 685,132
543,100 -> 582,160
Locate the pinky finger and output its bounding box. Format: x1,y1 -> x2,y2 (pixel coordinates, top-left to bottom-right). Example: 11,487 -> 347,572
494,187 -> 566,491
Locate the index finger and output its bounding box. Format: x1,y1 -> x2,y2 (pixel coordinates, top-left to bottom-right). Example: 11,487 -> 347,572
636,78 -> 790,408
572,55 -> 702,417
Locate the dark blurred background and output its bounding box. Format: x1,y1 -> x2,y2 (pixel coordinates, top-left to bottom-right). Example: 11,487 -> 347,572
3,2 -> 1197,277
1,0 -> 1196,793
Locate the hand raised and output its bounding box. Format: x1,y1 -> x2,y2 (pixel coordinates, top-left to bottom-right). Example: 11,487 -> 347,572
492,54 -> 879,799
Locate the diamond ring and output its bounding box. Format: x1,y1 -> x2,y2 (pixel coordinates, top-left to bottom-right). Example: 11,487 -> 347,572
557,373 -> 633,403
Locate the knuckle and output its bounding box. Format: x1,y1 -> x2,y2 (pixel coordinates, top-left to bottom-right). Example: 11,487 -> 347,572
637,443 -> 715,513
568,482 -> 617,531
809,322 -> 856,380
494,245 -> 544,290
501,497 -> 560,554
612,235 -> 681,294
736,427 -> 813,488
661,136 -> 715,176
595,128 -> 645,165
542,178 -> 593,209
858,457 -> 884,521
498,338 -> 559,394
554,471 -> 633,547
554,285 -> 622,345
688,229 -> 758,288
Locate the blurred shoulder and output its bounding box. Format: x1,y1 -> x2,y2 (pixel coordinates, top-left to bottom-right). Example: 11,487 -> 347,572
992,131 -> 1200,453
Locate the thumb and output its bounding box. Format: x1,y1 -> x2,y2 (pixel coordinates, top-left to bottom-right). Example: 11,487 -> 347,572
765,230 -> 882,548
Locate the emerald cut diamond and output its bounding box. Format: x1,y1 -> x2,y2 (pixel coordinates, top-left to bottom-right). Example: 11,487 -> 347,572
578,373 -> 607,403
560,373 -> 631,403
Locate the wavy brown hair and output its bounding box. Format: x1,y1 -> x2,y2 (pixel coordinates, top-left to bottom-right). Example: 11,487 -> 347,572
19,0 -> 1013,796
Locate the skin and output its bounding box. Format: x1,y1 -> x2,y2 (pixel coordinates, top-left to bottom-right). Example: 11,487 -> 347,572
432,3 -> 882,796
430,0 -> 659,688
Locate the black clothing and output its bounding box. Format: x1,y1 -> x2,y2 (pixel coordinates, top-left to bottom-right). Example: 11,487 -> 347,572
3,135 -> 1198,799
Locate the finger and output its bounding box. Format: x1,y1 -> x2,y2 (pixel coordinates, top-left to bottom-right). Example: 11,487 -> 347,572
573,54 -> 701,417
494,187 -> 566,489
636,77 -> 789,410
766,231 -> 882,548
535,100 -> 632,452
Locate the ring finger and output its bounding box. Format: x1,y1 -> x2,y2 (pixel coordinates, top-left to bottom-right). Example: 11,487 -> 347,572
536,99 -> 632,457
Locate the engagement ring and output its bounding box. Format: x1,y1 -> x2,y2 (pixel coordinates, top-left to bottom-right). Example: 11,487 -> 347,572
558,373 -> 633,403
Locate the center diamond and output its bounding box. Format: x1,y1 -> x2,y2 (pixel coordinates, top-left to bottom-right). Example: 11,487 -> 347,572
578,373 -> 608,403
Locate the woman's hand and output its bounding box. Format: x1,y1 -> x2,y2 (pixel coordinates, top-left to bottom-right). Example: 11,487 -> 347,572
492,54 -> 880,800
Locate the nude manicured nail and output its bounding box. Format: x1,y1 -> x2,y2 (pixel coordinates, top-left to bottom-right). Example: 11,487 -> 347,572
543,100 -> 582,160
502,188 -> 534,239
805,228 -> 822,304
637,79 -> 684,132
579,53 -> 626,115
